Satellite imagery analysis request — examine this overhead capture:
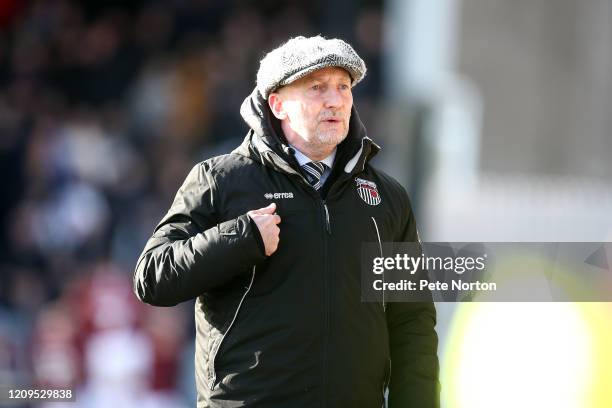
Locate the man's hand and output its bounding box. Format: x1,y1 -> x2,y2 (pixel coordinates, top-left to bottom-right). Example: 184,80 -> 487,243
247,203 -> 281,256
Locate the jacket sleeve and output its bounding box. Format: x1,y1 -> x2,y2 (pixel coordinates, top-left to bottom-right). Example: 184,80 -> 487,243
387,193 -> 441,408
133,162 -> 266,307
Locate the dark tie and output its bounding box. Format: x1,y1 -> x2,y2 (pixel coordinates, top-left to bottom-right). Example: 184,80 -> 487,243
302,161 -> 326,190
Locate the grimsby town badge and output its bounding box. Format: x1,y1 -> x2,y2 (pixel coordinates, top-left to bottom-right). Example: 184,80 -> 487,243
355,177 -> 381,206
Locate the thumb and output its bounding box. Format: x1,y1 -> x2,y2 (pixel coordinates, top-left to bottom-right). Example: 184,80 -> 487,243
253,202 -> 276,215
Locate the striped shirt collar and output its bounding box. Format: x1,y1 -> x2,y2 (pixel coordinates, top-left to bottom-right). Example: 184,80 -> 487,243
289,145 -> 336,169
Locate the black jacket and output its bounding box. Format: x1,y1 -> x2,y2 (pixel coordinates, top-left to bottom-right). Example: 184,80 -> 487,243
133,89 -> 440,407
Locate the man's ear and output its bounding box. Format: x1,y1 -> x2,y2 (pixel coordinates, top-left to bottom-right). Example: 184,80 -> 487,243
268,93 -> 287,120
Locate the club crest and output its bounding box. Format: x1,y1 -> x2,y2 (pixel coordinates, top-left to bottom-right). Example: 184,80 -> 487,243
355,177 -> 381,206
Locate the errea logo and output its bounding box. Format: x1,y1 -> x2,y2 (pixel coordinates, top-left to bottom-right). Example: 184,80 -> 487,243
264,192 -> 294,199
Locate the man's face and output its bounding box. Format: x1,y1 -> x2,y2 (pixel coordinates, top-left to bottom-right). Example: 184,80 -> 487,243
271,67 -> 353,150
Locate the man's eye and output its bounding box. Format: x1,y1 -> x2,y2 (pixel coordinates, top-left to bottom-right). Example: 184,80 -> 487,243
312,84 -> 320,90
340,84 -> 350,90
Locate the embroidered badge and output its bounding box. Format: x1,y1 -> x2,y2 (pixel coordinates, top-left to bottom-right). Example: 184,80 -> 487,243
355,177 -> 381,206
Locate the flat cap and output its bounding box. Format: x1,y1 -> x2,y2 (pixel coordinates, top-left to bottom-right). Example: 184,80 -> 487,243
256,35 -> 367,99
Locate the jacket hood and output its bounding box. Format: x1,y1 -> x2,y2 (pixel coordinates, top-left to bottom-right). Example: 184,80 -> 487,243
236,87 -> 380,177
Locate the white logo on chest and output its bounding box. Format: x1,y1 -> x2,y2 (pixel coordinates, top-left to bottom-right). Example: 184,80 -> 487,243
264,192 -> 294,199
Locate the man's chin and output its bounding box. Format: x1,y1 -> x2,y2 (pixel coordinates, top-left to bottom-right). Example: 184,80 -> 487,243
315,131 -> 348,146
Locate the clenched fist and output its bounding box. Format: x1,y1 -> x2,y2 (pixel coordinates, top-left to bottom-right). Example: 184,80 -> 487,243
247,202 -> 281,256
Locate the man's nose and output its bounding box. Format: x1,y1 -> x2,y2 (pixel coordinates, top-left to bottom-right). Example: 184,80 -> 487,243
323,88 -> 343,108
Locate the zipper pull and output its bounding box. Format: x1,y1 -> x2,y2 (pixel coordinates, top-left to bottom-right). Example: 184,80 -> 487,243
323,201 -> 331,235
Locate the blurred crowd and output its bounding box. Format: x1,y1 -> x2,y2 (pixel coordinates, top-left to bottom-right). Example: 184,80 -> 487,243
0,0 -> 383,405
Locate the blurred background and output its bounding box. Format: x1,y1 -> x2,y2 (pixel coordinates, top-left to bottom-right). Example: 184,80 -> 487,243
0,0 -> 610,407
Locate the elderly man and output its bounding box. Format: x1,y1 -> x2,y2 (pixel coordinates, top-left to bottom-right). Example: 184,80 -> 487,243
134,36 -> 439,407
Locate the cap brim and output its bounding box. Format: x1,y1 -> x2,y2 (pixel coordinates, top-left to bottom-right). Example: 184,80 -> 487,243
275,62 -> 362,92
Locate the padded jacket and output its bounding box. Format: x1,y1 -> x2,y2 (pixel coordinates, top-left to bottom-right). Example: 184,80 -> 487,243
133,88 -> 440,407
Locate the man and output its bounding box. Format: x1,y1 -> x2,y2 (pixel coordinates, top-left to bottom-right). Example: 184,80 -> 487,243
134,35 -> 439,407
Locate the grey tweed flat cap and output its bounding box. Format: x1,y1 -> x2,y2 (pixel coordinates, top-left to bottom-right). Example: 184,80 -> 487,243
256,35 -> 367,99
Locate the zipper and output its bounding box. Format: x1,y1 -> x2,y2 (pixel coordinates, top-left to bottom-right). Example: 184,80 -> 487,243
371,217 -> 385,311
210,266 -> 257,389
320,198 -> 332,407
322,200 -> 331,234
382,358 -> 391,407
